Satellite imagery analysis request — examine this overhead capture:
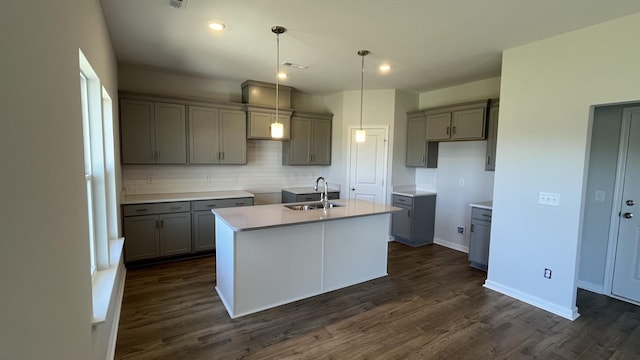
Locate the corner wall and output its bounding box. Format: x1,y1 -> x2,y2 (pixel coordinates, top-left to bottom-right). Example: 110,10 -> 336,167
0,0 -> 120,359
486,11 -> 640,319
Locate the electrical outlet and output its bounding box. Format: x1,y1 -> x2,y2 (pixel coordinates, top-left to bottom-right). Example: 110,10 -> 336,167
544,268 -> 552,279
147,176 -> 153,184
539,192 -> 560,206
594,190 -> 605,202
457,226 -> 465,235
205,175 -> 211,183
458,178 -> 465,187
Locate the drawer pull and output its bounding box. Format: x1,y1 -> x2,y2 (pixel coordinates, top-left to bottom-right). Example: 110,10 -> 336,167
234,202 -> 245,206
207,204 -> 217,208
481,214 -> 491,217
135,209 -> 148,212
169,206 -> 182,210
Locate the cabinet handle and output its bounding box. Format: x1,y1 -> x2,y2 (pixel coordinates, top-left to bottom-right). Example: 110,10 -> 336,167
487,156 -> 491,165
452,126 -> 456,134
155,220 -> 160,229
471,224 -> 475,232
421,155 -> 425,162
135,208 -> 148,212
481,214 -> 491,218
160,219 -> 164,228
446,126 -> 450,135
407,210 -> 411,218
207,204 -> 217,208
234,202 -> 245,206
221,152 -> 225,160
169,206 -> 181,210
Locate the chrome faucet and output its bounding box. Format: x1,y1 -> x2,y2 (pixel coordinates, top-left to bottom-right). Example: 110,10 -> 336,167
314,176 -> 329,209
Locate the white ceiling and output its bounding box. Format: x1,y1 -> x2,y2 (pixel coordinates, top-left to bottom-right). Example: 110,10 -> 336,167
101,0 -> 640,95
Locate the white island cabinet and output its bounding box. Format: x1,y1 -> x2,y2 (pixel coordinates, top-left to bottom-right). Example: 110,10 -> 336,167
213,199 -> 400,318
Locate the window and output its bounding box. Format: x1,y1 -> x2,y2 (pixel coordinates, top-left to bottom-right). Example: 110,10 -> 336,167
79,50 -> 115,275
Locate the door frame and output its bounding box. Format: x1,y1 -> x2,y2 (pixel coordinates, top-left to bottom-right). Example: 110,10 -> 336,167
603,106 -> 640,305
345,125 -> 389,205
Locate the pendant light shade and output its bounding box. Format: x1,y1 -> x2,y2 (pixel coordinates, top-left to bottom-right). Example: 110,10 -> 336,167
356,50 -> 369,143
271,26 -> 286,139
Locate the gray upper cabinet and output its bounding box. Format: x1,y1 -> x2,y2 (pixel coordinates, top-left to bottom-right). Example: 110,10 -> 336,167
189,106 -> 246,164
120,99 -> 186,164
485,100 -> 499,171
406,112 -> 438,168
282,112 -> 333,165
247,110 -> 292,140
424,100 -> 488,141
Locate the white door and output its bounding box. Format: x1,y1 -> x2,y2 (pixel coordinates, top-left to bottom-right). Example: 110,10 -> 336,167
347,127 -> 387,204
612,108 -> 640,303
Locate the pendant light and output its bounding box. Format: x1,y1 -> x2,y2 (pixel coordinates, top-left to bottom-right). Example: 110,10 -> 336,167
270,26 -> 286,139
355,50 -> 369,143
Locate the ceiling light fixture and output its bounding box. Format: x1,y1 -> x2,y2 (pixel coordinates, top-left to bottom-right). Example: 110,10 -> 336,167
355,50 -> 370,143
270,25 -> 286,139
208,22 -> 226,31
379,64 -> 391,72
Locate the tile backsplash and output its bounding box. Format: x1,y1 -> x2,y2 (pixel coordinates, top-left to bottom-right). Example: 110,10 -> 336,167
123,140 -> 329,195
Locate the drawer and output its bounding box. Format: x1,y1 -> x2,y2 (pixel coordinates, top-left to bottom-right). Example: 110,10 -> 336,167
471,207 -> 492,221
296,193 -> 321,202
123,201 -> 190,216
327,192 -> 340,200
392,194 -> 413,206
192,197 -> 254,211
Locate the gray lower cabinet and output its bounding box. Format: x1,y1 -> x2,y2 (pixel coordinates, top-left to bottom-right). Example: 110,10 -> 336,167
281,190 -> 339,203
191,197 -> 253,252
123,202 -> 191,262
123,197 -> 253,264
391,194 -> 436,247
485,100 -> 499,171
469,207 -> 492,271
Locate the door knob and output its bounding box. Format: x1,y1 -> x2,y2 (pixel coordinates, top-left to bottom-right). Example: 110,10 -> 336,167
623,212 -> 633,219
626,200 -> 635,206
351,188 -> 356,191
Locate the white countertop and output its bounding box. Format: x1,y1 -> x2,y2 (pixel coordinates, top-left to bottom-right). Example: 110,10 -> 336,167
212,199 -> 400,231
470,201 -> 493,210
391,190 -> 437,197
282,187 -> 340,194
122,190 -> 255,205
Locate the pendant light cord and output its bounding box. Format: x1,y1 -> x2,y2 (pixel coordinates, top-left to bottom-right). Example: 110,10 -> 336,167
275,32 -> 280,125
359,53 -> 364,131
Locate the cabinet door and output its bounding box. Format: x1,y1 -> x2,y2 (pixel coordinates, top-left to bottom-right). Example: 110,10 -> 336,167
486,106 -> 499,171
219,109 -> 247,164
124,215 -> 159,262
426,112 -> 452,140
120,100 -> 155,164
158,212 -> 191,256
192,210 -> 215,252
391,204 -> 412,241
189,106 -> 220,164
310,119 -> 331,165
452,108 -> 485,140
469,219 -> 491,269
154,103 -> 186,164
406,116 -> 427,166
288,117 -> 312,164
248,112 -> 290,140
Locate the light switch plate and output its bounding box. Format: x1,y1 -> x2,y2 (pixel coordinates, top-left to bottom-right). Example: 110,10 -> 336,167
539,192 -> 560,206
594,190 -> 605,202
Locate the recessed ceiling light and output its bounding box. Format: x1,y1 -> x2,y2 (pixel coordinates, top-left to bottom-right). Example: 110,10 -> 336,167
379,64 -> 391,72
282,61 -> 308,70
208,22 -> 226,31
277,72 -> 287,79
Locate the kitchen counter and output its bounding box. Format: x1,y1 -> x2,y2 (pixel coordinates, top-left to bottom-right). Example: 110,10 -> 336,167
470,201 -> 493,210
281,186 -> 340,194
214,199 -> 399,318
212,199 -> 398,231
391,189 -> 437,197
122,190 -> 254,205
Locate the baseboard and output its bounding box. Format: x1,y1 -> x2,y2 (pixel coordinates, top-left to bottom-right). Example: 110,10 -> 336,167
577,280 -> 604,294
433,237 -> 469,253
106,266 -> 127,360
484,280 -> 580,321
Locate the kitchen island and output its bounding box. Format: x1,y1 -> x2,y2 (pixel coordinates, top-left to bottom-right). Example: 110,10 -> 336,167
212,199 -> 400,318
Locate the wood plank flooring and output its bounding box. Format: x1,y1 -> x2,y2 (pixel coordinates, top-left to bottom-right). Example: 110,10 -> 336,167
115,242 -> 640,359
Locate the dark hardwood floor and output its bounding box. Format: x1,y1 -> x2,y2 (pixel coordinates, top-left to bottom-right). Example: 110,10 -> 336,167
115,242 -> 640,359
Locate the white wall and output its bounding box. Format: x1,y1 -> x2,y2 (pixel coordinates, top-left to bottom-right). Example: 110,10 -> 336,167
416,78 -> 500,250
486,11 -> 640,320
0,1 -> 119,359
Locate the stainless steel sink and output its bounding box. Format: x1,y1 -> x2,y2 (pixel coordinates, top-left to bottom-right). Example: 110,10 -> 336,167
284,202 -> 343,211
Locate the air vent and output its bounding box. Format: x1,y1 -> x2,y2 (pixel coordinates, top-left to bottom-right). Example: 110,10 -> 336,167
170,0 -> 188,9
282,61 -> 308,70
